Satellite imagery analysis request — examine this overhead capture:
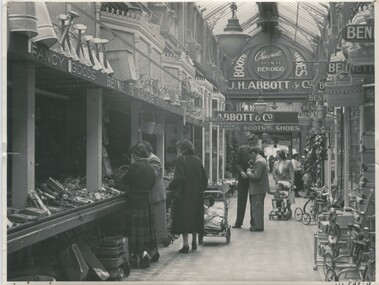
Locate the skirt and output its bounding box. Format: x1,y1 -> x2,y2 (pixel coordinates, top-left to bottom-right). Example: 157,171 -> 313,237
127,193 -> 156,256
152,200 -> 168,242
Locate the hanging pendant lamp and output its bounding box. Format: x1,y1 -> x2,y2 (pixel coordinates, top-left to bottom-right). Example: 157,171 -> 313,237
215,2 -> 250,59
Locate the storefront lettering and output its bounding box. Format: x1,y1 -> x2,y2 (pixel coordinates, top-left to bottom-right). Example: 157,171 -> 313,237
233,54 -> 247,78
228,80 -> 290,90
209,112 -> 274,123
344,25 -> 374,42
242,125 -> 300,132
308,94 -> 327,103
68,60 -> 96,81
107,76 -> 127,93
328,62 -> 350,74
301,80 -> 313,89
254,50 -> 282,61
294,52 -> 308,77
29,42 -> 65,68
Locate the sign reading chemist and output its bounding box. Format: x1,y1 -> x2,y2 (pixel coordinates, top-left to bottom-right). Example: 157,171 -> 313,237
252,45 -> 287,80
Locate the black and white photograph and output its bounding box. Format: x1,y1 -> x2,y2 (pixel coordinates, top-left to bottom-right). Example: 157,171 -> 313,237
3,1 -> 376,283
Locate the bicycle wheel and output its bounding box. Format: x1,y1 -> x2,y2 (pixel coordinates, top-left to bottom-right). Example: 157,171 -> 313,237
294,207 -> 303,221
302,213 -> 311,225
323,252 -> 335,276
326,268 -> 338,281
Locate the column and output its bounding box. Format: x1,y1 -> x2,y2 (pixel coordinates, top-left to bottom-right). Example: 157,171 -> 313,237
209,123 -> 213,182
202,127 -> 205,165
176,117 -> 183,157
222,128 -> 225,179
11,62 -> 35,209
131,100 -> 141,145
343,107 -> 350,207
86,88 -> 102,192
216,125 -> 220,182
156,112 -> 165,176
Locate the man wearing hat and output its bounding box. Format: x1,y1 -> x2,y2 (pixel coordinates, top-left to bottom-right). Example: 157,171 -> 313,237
233,134 -> 258,228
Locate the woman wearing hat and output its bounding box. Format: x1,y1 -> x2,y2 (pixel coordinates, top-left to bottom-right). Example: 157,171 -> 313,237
272,150 -> 295,209
168,139 -> 208,253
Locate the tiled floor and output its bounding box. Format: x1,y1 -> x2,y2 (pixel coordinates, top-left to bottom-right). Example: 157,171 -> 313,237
125,175 -> 325,281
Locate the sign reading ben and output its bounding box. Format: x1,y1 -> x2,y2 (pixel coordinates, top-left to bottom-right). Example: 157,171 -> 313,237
228,44 -> 314,94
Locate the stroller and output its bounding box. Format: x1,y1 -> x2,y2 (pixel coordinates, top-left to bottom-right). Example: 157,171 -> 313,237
200,190 -> 231,244
268,181 -> 293,220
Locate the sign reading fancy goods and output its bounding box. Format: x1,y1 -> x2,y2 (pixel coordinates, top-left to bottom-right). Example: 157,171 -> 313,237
252,45 -> 287,80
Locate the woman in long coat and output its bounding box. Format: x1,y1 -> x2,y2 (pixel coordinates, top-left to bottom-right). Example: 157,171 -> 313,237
272,149 -> 295,208
169,139 -> 208,253
122,143 -> 156,268
142,141 -> 167,262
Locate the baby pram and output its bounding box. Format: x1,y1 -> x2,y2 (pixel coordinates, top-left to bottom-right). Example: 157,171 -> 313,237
268,181 -> 293,220
201,190 -> 231,244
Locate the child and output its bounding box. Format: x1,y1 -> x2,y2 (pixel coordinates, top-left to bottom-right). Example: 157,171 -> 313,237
273,183 -> 288,213
204,195 -> 225,231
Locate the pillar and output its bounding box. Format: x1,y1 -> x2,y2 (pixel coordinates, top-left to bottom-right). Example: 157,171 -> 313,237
343,107 -> 350,208
209,123 -> 213,182
131,100 -> 141,145
216,125 -> 220,183
86,88 -> 102,192
176,117 -> 183,157
156,112 -> 165,175
222,128 -> 226,179
11,62 -> 35,209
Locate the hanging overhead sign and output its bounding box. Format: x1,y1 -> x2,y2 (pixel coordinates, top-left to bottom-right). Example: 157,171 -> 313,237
242,124 -> 301,132
342,25 -> 374,42
208,111 -> 299,124
252,46 -> 287,80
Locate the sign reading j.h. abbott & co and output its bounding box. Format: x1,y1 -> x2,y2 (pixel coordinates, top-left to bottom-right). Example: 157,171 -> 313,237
207,112 -> 275,123
252,45 -> 287,80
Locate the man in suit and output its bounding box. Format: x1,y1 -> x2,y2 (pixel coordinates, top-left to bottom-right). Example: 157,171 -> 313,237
246,147 -> 270,231
233,134 -> 258,228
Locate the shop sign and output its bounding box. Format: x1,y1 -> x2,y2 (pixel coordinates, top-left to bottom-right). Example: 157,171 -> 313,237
28,40 -> 66,70
242,124 -> 301,132
68,60 -> 96,81
308,93 -> 327,103
363,85 -> 375,104
350,65 -> 375,75
342,25 -> 374,42
208,112 -> 275,123
227,80 -> 313,91
318,79 -> 326,90
327,62 -> 350,75
252,46 -> 287,80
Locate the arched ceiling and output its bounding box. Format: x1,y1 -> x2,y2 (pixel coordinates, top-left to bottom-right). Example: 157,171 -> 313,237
198,1 -> 329,54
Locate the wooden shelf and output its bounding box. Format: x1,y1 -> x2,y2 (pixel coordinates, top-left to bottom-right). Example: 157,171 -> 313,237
7,196 -> 127,254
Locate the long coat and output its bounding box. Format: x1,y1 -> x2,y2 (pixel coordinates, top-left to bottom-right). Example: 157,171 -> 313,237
247,154 -> 270,195
148,153 -> 168,241
122,159 -> 156,255
169,152 -> 208,234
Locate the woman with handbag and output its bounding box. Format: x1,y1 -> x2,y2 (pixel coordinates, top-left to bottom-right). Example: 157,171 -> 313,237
168,139 -> 208,253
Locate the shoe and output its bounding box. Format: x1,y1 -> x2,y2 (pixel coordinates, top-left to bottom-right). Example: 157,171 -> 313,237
232,225 -> 241,228
151,252 -> 160,262
191,242 -> 197,251
139,254 -> 151,269
178,245 -> 189,254
249,227 -> 263,232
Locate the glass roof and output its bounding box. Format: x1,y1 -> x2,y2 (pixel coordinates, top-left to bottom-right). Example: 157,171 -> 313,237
198,1 -> 329,54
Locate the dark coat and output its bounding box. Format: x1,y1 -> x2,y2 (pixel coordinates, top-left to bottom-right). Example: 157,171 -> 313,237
122,159 -> 156,194
235,145 -> 254,181
169,152 -> 208,234
247,154 -> 270,195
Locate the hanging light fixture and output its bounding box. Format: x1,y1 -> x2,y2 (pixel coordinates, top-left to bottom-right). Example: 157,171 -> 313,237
215,2 -> 250,59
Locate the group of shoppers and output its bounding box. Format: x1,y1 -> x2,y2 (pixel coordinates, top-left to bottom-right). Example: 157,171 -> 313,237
122,134 -> 307,268
233,134 -> 307,231
122,139 -> 207,268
